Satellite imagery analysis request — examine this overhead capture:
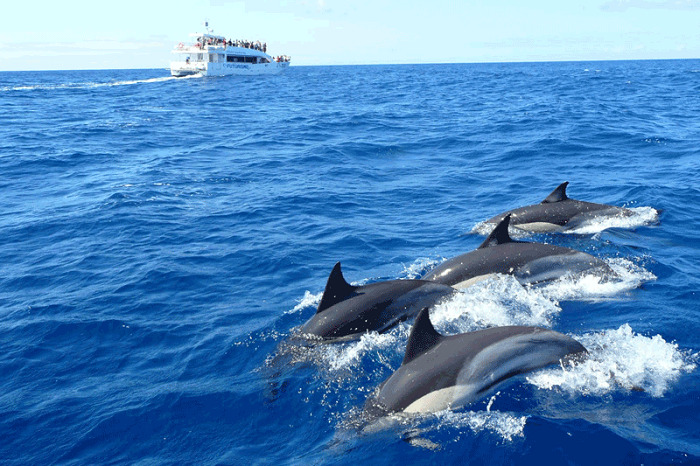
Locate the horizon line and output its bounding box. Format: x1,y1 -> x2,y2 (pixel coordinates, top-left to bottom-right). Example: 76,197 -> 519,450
1,56 -> 698,73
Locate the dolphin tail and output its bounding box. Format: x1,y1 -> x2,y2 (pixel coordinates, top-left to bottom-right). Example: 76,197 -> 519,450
402,307 -> 443,365
316,262 -> 357,313
541,181 -> 569,203
478,214 -> 514,249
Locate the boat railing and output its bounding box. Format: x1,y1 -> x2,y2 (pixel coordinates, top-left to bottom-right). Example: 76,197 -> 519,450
174,43 -> 269,54
175,39 -> 269,53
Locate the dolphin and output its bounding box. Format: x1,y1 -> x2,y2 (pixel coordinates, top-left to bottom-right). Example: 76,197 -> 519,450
484,182 -> 633,232
422,214 -> 615,288
369,307 -> 587,414
299,262 -> 457,341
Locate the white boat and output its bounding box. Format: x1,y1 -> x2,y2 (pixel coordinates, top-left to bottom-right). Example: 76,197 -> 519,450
170,23 -> 290,77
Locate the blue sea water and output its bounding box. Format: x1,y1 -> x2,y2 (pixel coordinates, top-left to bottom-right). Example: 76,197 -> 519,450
1,60 -> 699,465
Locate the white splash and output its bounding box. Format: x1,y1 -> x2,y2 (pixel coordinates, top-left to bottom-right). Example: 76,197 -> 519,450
429,256 -> 654,331
431,276 -> 561,330
565,206 -> 659,235
401,257 -> 444,279
470,221 -> 532,238
527,324 -> 697,397
288,290 -> 322,314
359,404 -> 527,444
322,332 -> 399,371
435,409 -> 527,441
537,257 -> 656,302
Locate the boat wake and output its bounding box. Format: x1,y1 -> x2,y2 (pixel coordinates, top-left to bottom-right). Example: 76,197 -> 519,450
1,75 -> 196,93
91,76 -> 191,87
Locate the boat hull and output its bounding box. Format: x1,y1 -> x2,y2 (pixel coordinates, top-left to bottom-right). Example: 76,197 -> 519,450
170,61 -> 289,77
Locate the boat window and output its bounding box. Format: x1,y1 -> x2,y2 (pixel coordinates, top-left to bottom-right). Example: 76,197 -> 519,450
222,55 -> 268,63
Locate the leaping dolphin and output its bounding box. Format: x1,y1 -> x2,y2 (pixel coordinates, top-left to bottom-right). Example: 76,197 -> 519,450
299,262 -> 457,341
369,307 -> 587,414
484,182 -> 633,232
422,214 -> 615,288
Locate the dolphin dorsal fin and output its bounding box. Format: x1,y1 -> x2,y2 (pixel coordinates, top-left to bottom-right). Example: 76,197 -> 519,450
541,182 -> 569,204
402,307 -> 443,365
316,262 -> 356,314
478,214 -> 513,249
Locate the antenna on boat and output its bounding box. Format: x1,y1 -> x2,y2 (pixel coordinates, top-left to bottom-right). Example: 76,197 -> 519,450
203,20 -> 212,34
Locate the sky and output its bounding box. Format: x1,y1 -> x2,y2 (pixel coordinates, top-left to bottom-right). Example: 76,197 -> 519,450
1,0 -> 699,71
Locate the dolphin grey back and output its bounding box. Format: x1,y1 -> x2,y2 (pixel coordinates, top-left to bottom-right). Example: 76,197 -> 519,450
374,308 -> 587,413
484,181 -> 629,229
422,214 -> 613,287
299,263 -> 456,340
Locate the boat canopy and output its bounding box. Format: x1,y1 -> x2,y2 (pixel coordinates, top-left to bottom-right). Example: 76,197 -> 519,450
189,32 -> 226,41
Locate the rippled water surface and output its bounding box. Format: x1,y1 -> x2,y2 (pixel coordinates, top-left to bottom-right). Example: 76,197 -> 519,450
1,61 -> 699,465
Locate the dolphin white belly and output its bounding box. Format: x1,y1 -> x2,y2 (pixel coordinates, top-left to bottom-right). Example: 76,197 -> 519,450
404,386 -> 457,413
513,222 -> 564,232
453,273 -> 498,289
403,333 -> 574,413
372,309 -> 588,415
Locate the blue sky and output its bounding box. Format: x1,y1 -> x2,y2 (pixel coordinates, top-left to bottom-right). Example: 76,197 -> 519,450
1,0 -> 699,71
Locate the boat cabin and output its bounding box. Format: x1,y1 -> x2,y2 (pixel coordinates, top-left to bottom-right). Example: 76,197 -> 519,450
170,25 -> 289,76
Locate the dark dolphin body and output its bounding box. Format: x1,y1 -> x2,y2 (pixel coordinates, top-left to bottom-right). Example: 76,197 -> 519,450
422,214 -> 614,288
370,307 -> 587,414
484,182 -> 633,232
299,263 -> 456,341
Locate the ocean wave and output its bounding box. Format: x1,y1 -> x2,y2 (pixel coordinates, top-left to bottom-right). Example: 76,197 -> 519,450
3,62 -> 699,464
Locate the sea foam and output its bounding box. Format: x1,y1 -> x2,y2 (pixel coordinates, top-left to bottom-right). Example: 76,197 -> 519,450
527,324 -> 697,397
